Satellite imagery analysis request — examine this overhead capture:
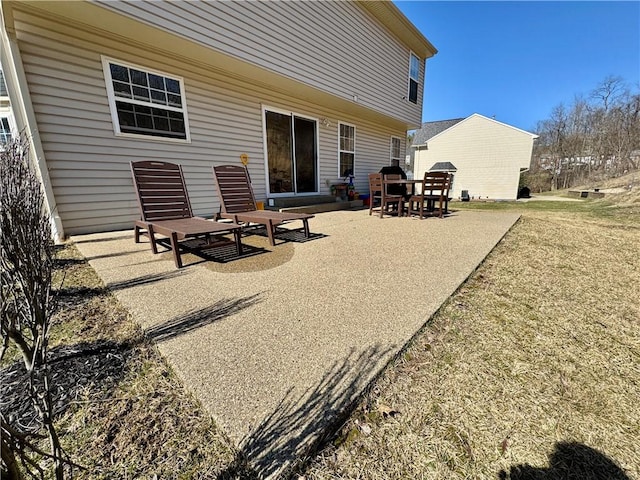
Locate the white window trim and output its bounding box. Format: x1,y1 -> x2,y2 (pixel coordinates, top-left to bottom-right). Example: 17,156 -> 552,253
0,110 -> 17,146
338,121 -> 356,178
390,136 -> 402,164
408,51 -> 420,105
261,105 -> 320,197
101,56 -> 191,143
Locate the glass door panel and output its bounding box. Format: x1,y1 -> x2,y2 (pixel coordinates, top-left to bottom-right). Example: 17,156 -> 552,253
294,116 -> 317,193
266,111 -> 294,193
265,110 -> 318,195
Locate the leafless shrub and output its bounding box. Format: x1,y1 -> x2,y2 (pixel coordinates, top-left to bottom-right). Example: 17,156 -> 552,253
1,134 -> 68,479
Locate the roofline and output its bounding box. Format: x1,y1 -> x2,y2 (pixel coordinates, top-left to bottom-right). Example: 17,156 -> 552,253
358,1 -> 437,59
468,113 -> 539,138
418,113 -> 539,145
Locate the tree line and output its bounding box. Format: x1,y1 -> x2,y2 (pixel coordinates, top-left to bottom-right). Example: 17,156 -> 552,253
523,76 -> 640,192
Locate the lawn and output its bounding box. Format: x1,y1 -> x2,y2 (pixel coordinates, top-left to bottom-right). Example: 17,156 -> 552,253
2,193 -> 638,479
305,197 -> 640,479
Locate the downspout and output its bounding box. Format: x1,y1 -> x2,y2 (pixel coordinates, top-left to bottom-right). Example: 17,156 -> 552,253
1,1 -> 64,241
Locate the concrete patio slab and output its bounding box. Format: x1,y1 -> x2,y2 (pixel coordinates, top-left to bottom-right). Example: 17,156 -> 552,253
72,209 -> 520,478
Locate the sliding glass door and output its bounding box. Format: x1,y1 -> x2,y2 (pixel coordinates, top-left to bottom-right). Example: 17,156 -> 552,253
265,110 -> 317,194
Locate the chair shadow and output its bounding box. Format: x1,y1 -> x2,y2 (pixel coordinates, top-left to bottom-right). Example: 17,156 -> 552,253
145,293 -> 262,343
499,441 -> 632,480
244,226 -> 328,244
155,238 -> 269,264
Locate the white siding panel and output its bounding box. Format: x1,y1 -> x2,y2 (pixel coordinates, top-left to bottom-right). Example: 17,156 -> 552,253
414,116 -> 535,200
15,10 -> 406,235
94,0 -> 424,125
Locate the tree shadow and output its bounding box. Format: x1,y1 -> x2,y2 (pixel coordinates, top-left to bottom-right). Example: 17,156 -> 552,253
217,344 -> 394,479
0,339 -> 136,434
499,441 -> 632,480
145,294 -> 263,343
71,233 -> 134,244
54,269 -> 189,300
84,249 -> 141,261
108,269 -> 189,291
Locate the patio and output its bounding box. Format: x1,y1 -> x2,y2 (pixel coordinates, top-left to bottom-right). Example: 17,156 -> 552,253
71,209 -> 520,478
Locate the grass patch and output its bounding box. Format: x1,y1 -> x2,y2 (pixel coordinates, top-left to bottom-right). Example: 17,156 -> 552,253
4,194 -> 638,479
304,203 -> 640,478
1,244 -> 254,478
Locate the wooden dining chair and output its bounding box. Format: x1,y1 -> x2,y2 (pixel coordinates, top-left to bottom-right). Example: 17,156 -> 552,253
368,173 -> 404,218
407,172 -> 452,219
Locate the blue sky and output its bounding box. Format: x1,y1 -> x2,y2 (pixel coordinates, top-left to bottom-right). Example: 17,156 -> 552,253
394,1 -> 640,133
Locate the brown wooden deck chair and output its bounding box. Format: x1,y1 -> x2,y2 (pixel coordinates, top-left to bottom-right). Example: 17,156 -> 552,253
368,173 -> 404,218
131,160 -> 243,268
407,171 -> 452,219
212,165 -> 314,246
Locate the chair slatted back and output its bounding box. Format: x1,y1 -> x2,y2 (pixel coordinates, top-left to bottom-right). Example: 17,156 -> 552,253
212,165 -> 257,214
422,172 -> 451,196
130,161 -> 193,222
368,173 -> 383,197
383,173 -> 402,196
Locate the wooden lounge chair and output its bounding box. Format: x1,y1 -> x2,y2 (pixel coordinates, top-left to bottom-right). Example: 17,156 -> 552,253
368,173 -> 404,218
212,165 -> 314,246
407,171 -> 452,219
131,160 -> 243,268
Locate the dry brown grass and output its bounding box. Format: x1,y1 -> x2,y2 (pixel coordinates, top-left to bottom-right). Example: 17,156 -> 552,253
304,208 -> 640,479
2,244 -> 253,479
5,196 -> 638,479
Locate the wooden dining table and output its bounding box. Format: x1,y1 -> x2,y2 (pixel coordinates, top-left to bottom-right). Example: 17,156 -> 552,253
382,178 -> 422,216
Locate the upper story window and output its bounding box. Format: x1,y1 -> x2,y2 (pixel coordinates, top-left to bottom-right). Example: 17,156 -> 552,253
339,122 -> 355,178
0,70 -> 8,98
391,137 -> 402,164
408,53 -> 420,104
102,57 -> 190,141
0,117 -> 13,145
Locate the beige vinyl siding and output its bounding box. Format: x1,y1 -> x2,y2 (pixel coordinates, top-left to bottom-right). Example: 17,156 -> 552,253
414,115 -> 535,200
93,0 -> 424,126
13,9 -> 404,235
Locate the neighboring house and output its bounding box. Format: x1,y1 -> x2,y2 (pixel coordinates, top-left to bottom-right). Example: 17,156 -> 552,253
0,0 -> 436,239
412,114 -> 538,200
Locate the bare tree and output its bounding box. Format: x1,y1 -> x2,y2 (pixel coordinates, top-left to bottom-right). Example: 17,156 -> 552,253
530,76 -> 640,191
1,135 -> 66,479
590,75 -> 625,113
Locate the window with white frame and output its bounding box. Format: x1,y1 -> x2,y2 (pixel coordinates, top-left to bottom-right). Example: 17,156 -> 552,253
0,117 -> 13,144
339,122 -> 355,177
102,58 -> 189,141
0,69 -> 8,97
390,136 -> 402,165
408,53 -> 420,104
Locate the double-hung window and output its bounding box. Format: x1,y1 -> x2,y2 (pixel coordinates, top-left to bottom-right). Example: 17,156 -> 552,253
390,137 -> 402,164
0,69 -> 8,98
0,117 -> 12,145
339,122 -> 355,177
408,53 -> 420,104
102,57 -> 190,141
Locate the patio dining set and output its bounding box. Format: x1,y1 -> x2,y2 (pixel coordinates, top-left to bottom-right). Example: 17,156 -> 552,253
368,172 -> 452,219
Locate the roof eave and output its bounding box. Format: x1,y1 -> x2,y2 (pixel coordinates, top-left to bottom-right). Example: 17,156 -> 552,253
358,1 -> 437,59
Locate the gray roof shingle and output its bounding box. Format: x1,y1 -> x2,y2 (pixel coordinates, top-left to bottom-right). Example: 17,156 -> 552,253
412,117 -> 466,146
429,161 -> 457,172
